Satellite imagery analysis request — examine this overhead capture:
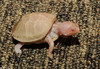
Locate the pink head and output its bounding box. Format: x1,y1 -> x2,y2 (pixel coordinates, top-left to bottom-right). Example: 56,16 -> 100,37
57,21 -> 80,36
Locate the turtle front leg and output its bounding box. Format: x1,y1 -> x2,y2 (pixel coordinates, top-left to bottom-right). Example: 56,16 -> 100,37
15,43 -> 24,53
45,35 -> 54,58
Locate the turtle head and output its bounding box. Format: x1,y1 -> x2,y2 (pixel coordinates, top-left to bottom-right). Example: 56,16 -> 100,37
57,21 -> 80,36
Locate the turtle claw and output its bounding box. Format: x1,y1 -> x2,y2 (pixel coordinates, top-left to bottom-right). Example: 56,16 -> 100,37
48,53 -> 53,58
14,43 -> 24,54
15,48 -> 22,53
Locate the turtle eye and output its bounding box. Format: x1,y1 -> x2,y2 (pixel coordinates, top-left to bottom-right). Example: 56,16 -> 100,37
71,29 -> 75,32
70,26 -> 75,32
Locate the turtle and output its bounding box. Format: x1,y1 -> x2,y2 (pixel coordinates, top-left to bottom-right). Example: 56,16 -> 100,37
12,12 -> 80,58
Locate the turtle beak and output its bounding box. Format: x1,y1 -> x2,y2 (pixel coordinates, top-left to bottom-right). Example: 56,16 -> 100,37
75,23 -> 80,33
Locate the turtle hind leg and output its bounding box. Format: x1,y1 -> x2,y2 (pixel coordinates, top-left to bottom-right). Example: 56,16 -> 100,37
15,43 -> 24,53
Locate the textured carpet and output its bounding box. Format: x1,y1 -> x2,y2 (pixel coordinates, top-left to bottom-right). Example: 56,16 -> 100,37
0,0 -> 99,69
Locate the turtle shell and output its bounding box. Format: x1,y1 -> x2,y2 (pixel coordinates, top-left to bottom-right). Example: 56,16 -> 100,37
12,12 -> 56,42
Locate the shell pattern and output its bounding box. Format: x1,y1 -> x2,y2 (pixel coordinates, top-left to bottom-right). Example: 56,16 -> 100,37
12,12 -> 56,42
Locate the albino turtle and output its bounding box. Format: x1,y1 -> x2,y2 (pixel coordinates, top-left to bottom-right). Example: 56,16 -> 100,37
12,12 -> 80,58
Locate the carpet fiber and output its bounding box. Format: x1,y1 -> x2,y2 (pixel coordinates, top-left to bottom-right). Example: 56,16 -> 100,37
0,0 -> 99,69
